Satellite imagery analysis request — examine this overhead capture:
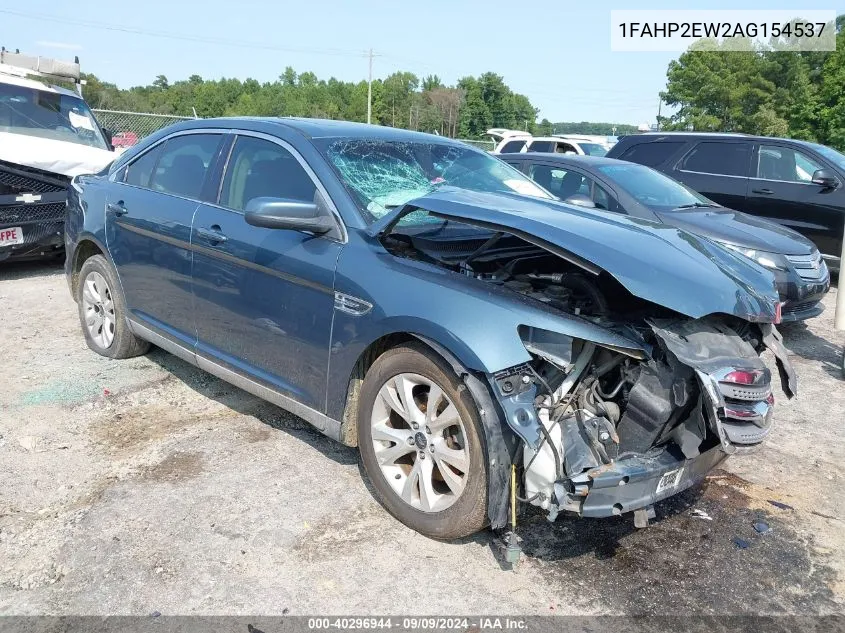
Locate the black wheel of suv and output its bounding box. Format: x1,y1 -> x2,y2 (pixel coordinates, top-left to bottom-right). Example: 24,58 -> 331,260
357,343 -> 488,539
77,255 -> 150,359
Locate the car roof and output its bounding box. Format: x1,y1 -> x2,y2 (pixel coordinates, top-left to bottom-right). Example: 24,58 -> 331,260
499,153 -> 627,168
184,116 -> 465,145
528,136 -> 580,143
0,72 -> 82,99
634,131 -> 820,147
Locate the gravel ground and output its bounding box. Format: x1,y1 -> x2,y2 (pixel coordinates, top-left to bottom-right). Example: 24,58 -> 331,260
0,261 -> 843,615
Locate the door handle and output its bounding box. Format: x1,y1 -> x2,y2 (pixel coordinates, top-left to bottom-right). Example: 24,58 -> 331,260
107,201 -> 128,216
196,225 -> 228,244
752,188 -> 774,195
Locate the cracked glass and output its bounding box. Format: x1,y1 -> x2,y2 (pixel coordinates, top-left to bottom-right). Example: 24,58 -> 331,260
318,139 -> 551,225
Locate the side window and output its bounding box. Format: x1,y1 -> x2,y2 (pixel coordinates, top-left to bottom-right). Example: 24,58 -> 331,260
554,142 -> 577,154
592,183 -> 625,214
679,141 -> 751,177
757,145 -> 824,183
220,135 -> 317,211
149,134 -> 221,199
528,164 -> 589,199
124,145 -> 164,188
528,140 -> 554,152
617,141 -> 685,167
500,139 -> 527,153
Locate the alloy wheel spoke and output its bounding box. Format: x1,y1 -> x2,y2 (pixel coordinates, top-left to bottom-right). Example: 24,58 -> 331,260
371,422 -> 412,445
381,381 -> 408,420
82,279 -> 100,305
375,440 -> 416,466
417,456 -> 438,512
434,455 -> 466,496
435,444 -> 469,474
429,402 -> 460,434
401,458 -> 422,505
84,308 -> 99,327
424,383 -> 444,425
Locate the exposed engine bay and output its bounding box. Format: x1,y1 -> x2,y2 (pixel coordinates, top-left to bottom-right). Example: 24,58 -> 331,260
383,225 -> 797,522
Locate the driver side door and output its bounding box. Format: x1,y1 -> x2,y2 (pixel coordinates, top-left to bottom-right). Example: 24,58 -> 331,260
190,133 -> 344,411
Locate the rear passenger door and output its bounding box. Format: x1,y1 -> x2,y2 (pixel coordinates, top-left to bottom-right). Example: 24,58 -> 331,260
106,131 -> 224,344
671,140 -> 753,211
747,143 -> 845,255
190,133 -> 343,411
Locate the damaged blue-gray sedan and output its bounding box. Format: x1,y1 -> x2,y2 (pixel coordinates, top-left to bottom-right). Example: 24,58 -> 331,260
65,119 -> 796,542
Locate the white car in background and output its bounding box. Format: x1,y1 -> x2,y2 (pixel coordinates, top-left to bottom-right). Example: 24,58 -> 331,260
487,129 -> 613,156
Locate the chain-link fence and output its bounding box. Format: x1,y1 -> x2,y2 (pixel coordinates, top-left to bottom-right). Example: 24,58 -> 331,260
91,109 -> 498,153
92,109 -> 194,149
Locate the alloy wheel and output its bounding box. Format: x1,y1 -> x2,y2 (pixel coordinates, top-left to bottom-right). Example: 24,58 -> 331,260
81,271 -> 116,349
370,373 -> 470,513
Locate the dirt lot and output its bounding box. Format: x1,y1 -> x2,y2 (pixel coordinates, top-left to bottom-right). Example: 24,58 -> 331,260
0,261 -> 843,615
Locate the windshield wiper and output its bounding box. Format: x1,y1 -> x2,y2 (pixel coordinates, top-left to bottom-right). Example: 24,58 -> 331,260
673,202 -> 718,209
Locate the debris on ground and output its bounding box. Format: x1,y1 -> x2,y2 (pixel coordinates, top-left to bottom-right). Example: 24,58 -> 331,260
690,509 -> 713,521
733,537 -> 751,549
768,500 -> 795,511
753,521 -> 771,534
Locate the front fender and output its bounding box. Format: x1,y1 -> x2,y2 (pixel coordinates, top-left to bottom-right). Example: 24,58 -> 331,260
325,238 -> 647,419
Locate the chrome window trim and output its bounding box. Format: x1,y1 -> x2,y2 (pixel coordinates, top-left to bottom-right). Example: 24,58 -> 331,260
676,169 -> 748,180
107,128 -> 232,205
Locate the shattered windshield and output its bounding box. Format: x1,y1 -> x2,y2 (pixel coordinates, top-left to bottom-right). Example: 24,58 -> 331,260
0,82 -> 109,150
318,138 -> 551,224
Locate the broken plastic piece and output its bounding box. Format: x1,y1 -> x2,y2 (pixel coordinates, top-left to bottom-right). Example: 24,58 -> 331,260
768,500 -> 794,511
690,509 -> 713,521
633,505 -> 656,528
733,537 -> 750,549
753,521 -> 771,534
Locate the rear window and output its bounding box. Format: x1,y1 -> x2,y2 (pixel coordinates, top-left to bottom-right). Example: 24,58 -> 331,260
617,141 -> 684,167
679,141 -> 752,177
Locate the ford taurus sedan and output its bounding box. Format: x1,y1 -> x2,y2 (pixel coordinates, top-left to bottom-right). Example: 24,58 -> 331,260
65,118 -> 796,540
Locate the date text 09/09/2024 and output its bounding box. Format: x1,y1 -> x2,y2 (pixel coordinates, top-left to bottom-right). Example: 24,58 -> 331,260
307,617 -> 528,630
617,21 -> 826,39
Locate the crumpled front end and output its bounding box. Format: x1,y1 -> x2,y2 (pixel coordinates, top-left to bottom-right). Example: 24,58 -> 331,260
495,316 -> 795,522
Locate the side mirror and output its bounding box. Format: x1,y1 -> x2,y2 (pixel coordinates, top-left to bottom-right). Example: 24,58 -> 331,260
102,128 -> 115,151
244,197 -> 335,234
564,194 -> 597,208
812,168 -> 840,189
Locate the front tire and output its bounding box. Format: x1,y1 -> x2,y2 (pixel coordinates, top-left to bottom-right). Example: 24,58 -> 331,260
77,255 -> 150,359
357,343 -> 488,539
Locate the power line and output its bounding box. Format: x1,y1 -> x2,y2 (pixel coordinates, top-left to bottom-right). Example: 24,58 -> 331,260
0,8 -> 366,58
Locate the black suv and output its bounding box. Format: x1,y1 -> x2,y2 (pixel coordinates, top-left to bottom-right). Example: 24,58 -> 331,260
607,132 -> 845,272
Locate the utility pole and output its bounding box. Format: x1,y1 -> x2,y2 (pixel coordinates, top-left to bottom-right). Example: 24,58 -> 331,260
656,97 -> 662,131
367,48 -> 374,125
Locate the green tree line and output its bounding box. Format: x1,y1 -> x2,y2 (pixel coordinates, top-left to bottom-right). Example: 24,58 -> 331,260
660,16 -> 845,148
81,68 -> 540,139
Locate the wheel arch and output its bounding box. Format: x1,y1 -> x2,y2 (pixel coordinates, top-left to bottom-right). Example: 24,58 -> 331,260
338,331 -> 518,531
69,234 -> 109,300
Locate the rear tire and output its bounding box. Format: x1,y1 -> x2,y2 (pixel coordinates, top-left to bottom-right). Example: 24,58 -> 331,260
77,255 -> 150,359
357,343 -> 487,539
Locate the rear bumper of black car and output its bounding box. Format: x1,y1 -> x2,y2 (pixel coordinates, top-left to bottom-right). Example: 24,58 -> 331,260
0,161 -> 70,263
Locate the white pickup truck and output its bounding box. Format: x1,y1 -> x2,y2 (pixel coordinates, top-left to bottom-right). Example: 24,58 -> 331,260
0,49 -> 114,261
